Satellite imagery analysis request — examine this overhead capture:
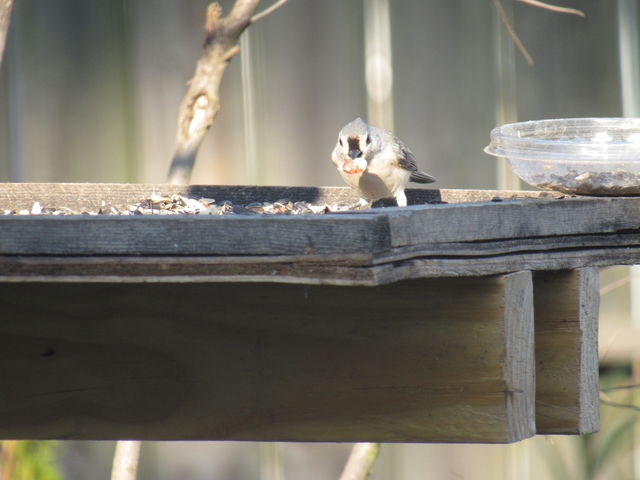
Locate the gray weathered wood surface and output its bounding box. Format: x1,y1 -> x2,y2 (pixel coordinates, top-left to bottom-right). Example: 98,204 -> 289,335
0,183 -> 640,284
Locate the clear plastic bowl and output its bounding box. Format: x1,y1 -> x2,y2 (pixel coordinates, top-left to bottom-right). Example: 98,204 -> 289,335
484,118 -> 640,195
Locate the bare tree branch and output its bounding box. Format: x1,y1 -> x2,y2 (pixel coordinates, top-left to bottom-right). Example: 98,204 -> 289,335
111,441 -> 142,480
492,0 -> 534,67
168,0 -> 288,185
492,0 -> 585,67
0,0 -> 15,69
601,383 -> 640,392
339,443 -> 380,480
600,391 -> 640,412
251,0 -> 289,23
168,1 -> 256,184
516,0 -> 585,17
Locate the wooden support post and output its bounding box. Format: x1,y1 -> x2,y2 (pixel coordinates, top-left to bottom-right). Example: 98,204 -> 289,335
0,272 -> 534,443
533,268 -> 600,434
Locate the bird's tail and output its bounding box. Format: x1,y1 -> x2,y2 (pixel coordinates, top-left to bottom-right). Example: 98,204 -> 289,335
410,170 -> 437,184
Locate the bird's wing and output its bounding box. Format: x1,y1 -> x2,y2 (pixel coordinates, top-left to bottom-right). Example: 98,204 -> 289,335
396,144 -> 420,173
385,132 -> 419,172
388,132 -> 437,184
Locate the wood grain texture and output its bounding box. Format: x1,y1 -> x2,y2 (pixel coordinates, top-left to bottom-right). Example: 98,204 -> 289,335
533,269 -> 600,434
0,273 -> 535,443
2,239 -> 640,285
504,271 -> 536,441
0,214 -> 391,256
372,249 -> 640,285
388,195 -> 640,246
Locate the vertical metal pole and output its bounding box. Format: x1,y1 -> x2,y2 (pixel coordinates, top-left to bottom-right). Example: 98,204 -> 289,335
492,0 -> 521,190
493,2 -> 528,478
617,2 -> 640,478
259,442 -> 284,480
364,0 -> 394,130
241,30 -> 259,184
618,0 -> 640,118
242,27 -> 282,479
5,8 -> 23,182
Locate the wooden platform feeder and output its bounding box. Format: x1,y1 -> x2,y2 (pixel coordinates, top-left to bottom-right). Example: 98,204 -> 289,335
0,183 -> 624,443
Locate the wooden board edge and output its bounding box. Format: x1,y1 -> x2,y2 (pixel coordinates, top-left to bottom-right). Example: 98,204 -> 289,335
533,269 -> 600,435
578,268 -> 600,434
503,271 -> 537,442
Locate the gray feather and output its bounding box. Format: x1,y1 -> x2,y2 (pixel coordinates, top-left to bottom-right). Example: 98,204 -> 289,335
410,170 -> 437,184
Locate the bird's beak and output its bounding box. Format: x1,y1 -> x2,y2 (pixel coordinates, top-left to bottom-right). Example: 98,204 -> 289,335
349,149 -> 362,159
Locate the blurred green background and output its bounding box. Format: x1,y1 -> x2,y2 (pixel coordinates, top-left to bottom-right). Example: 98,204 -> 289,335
1,0 -> 639,479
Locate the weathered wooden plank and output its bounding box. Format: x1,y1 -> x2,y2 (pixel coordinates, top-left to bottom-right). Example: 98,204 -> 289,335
0,273 -> 535,443
2,184 -> 640,260
0,214 -> 391,256
0,183 -> 637,285
4,223 -> 640,264
1,241 -> 640,285
374,231 -> 640,264
0,255 -> 380,286
533,269 -> 600,434
371,249 -> 640,285
0,183 -> 559,211
388,196 -> 640,246
504,270 -> 536,441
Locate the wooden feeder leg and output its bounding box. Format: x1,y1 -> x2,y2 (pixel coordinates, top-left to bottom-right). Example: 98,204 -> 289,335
0,273 -> 535,443
533,268 -> 600,434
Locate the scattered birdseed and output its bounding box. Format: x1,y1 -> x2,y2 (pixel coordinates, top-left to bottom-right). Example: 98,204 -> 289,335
31,202 -> 42,214
0,194 -> 365,216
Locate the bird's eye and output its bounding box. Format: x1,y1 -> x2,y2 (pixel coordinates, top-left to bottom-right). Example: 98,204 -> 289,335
339,138 -> 343,147
365,134 -> 371,145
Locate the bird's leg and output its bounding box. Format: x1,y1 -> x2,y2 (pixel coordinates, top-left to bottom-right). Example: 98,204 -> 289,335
395,191 -> 407,207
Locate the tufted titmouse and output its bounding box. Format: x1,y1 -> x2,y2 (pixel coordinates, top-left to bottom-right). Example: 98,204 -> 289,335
331,117 -> 436,207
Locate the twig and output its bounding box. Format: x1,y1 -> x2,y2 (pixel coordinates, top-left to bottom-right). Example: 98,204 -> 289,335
0,0 -> 15,69
516,0 -> 585,17
110,441 -> 142,480
167,0 -> 288,185
600,398 -> 640,413
339,443 -> 380,480
600,275 -> 630,296
492,0 -> 585,67
601,383 -> 640,393
251,0 -> 289,23
492,0 -> 534,66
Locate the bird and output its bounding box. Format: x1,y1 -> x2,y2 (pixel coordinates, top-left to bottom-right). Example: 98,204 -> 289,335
331,117 -> 436,207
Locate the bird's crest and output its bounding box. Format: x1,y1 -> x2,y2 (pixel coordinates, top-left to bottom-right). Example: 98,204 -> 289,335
340,117 -> 368,137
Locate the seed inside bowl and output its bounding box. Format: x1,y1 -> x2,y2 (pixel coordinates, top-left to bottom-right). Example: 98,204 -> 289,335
531,169 -> 640,195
